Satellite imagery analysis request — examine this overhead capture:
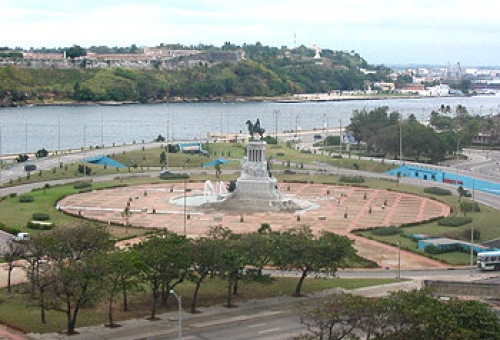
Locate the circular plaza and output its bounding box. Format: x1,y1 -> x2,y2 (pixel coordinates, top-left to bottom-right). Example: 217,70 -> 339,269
58,181 -> 451,269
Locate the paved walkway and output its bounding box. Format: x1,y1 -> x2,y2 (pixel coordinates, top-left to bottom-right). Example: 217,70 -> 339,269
59,182 -> 450,269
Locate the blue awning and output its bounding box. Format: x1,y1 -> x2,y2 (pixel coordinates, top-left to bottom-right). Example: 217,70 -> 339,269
83,155 -> 127,168
203,158 -> 230,167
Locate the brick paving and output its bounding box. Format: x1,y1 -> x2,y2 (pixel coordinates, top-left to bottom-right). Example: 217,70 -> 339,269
58,182 -> 450,269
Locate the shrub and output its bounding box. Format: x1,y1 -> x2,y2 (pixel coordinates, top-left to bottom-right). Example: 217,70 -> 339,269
283,169 -> 296,175
371,226 -> 401,236
276,152 -> 285,156
424,187 -> 452,196
27,221 -> 54,230
78,164 -> 92,175
32,212 -> 50,221
424,244 -> 444,254
438,217 -> 473,227
339,175 -> 365,183
19,195 -> 34,203
0,223 -> 22,235
73,181 -> 92,189
159,172 -> 190,180
9,193 -> 17,198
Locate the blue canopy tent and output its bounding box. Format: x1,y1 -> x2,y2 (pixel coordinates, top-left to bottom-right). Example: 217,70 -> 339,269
203,158 -> 230,168
83,155 -> 127,168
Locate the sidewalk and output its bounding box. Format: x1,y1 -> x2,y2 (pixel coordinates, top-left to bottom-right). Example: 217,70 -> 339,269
27,280 -> 420,340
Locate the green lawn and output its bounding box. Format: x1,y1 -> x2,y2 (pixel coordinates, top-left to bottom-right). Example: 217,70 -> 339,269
0,277 -> 398,334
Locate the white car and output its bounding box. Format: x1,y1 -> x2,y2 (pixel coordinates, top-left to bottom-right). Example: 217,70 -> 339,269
13,232 -> 30,242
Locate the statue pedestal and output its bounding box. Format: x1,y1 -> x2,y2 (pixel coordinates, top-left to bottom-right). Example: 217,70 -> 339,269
204,139 -> 309,212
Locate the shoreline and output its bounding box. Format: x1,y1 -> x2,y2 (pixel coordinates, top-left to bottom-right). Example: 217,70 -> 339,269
0,93 -> 470,108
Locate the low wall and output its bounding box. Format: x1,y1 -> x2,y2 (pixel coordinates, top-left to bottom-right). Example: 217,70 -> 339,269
424,280 -> 500,298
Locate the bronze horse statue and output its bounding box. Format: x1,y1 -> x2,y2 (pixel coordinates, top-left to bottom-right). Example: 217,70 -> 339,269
246,119 -> 265,140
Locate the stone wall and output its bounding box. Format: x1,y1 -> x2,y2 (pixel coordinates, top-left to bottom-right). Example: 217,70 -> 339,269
424,280 -> 500,298
0,50 -> 244,70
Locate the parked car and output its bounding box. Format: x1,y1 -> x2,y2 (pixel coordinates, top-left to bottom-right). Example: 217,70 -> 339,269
13,232 -> 30,242
24,164 -> 37,172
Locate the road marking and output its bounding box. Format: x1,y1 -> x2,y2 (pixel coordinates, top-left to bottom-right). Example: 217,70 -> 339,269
247,322 -> 267,328
192,310 -> 283,328
258,327 -> 281,334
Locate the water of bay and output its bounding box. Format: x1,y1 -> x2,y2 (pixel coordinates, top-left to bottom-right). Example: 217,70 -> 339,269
0,95 -> 499,155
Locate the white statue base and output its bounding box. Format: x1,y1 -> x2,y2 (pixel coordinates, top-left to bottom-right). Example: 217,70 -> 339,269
204,140 -> 309,212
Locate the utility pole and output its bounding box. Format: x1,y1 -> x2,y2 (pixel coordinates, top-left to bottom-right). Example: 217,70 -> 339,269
339,118 -> 342,156
399,114 -> 403,163
397,240 -> 401,280
0,126 -> 2,187
183,180 -> 187,236
58,113 -> 61,166
470,227 -> 474,277
273,110 -> 280,141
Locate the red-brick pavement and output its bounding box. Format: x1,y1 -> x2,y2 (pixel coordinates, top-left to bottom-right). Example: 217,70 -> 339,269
59,182 -> 450,269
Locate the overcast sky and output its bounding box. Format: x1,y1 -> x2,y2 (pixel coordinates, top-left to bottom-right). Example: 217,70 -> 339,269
2,0 -> 499,66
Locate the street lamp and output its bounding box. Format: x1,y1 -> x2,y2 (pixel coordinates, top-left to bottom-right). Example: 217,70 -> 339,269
470,227 -> 474,277
397,240 -> 401,280
322,113 -> 328,148
183,180 -> 187,236
294,114 -> 300,139
0,126 -> 3,187
273,110 -> 280,141
170,289 -> 183,339
399,114 -> 403,163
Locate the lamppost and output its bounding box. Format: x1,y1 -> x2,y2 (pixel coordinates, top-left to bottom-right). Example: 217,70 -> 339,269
273,110 -> 280,141
183,180 -> 187,236
339,117 -> 342,156
25,118 -> 28,154
58,113 -> 61,166
470,227 -> 474,277
83,124 -> 87,177
397,240 -> 401,280
322,113 -> 328,148
0,126 -> 3,188
294,114 -> 300,139
170,289 -> 183,339
399,114 -> 403,164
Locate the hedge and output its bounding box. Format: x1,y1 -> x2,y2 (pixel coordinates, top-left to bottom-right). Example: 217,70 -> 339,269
27,221 -> 54,230
438,216 -> 473,227
424,187 -> 452,196
159,173 -> 190,180
32,212 -> 51,221
339,175 -> 365,184
19,195 -> 34,203
0,222 -> 22,236
371,225 -> 402,236
73,181 -> 92,189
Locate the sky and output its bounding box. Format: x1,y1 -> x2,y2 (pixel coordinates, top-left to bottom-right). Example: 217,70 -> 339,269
2,0 -> 499,66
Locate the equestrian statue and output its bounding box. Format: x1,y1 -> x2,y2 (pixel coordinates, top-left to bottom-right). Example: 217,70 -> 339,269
245,119 -> 266,140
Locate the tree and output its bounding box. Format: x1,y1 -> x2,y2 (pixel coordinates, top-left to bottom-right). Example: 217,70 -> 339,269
298,290 -> 500,340
348,107 -> 399,151
214,163 -> 221,178
101,249 -> 144,327
38,224 -> 113,334
134,232 -> 191,320
187,226 -> 229,313
460,201 -> 474,217
299,293 -> 368,340
2,241 -> 25,292
271,226 -> 355,297
65,45 -> 87,59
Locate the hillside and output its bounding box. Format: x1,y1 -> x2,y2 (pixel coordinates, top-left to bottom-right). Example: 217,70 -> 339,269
0,44 -> 391,106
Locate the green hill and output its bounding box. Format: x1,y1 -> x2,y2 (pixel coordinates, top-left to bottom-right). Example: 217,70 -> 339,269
0,43 -> 391,106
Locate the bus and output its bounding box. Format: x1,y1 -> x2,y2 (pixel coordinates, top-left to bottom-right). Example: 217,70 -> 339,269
477,251 -> 500,271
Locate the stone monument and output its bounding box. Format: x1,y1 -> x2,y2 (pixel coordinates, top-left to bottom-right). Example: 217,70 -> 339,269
210,119 -> 309,212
